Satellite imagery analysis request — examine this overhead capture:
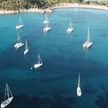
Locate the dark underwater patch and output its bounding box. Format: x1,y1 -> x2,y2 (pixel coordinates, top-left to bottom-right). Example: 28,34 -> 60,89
96,92 -> 108,108
0,94 -> 75,108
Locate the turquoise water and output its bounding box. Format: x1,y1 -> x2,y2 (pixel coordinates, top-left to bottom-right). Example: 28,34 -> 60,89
0,8 -> 108,108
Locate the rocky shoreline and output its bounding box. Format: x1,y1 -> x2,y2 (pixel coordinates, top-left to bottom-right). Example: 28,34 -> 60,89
0,8 -> 53,14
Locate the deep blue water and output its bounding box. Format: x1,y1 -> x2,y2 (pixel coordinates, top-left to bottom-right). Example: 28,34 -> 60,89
0,8 -> 108,108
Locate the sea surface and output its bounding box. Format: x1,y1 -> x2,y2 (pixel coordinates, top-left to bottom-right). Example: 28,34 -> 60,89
0,8 -> 108,108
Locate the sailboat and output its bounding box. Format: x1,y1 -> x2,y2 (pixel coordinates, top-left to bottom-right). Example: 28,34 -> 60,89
14,32 -> 24,49
77,74 -> 82,97
16,16 -> 24,29
43,23 -> 52,32
24,40 -> 29,55
1,83 -> 13,108
83,27 -> 93,48
34,54 -> 43,69
43,14 -> 49,24
43,15 -> 52,32
66,20 -> 74,33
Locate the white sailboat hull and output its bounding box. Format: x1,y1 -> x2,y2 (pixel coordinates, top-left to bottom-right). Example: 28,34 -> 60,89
66,28 -> 74,33
77,86 -> 82,97
14,43 -> 24,49
43,27 -> 52,32
83,41 -> 93,48
34,63 -> 43,69
16,25 -> 24,29
24,49 -> 28,55
1,97 -> 13,108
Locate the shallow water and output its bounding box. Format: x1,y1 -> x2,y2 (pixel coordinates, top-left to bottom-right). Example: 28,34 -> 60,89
0,8 -> 108,108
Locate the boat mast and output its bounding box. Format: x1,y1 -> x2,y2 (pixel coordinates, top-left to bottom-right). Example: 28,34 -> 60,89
37,54 -> 40,64
5,83 -> 10,98
17,32 -> 22,43
37,54 -> 42,64
45,14 -> 48,22
87,27 -> 90,42
46,23 -> 49,27
69,20 -> 72,28
25,40 -> 28,50
8,86 -> 13,97
78,74 -> 80,87
19,16 -> 21,25
19,16 -> 23,25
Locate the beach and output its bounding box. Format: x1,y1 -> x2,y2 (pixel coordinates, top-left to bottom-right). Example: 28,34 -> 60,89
0,3 -> 108,15
0,8 -> 53,14
52,3 -> 108,10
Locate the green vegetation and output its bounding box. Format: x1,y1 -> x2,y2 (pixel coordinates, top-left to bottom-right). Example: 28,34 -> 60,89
0,0 -> 108,11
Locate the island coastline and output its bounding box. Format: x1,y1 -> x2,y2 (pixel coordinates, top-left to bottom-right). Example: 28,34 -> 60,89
0,3 -> 108,15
